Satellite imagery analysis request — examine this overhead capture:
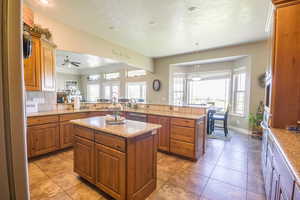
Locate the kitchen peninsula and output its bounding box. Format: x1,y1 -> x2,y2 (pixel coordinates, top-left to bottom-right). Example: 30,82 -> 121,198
70,116 -> 161,200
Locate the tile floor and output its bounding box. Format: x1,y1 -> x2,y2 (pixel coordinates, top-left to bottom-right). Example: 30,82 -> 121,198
28,131 -> 266,200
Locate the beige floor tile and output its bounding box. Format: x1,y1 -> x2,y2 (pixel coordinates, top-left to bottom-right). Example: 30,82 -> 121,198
30,179 -> 63,199
51,172 -> 82,191
31,192 -> 72,200
66,182 -> 104,200
28,162 -> 49,186
168,170 -> 209,196
57,149 -> 74,161
36,159 -> 73,177
147,183 -> 200,200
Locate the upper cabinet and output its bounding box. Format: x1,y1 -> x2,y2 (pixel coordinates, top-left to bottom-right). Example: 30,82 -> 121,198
41,39 -> 56,91
270,0 -> 300,128
24,33 -> 56,92
24,35 -> 41,91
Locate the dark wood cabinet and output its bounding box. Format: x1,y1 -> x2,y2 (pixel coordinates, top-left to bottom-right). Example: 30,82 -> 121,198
24,35 -> 41,91
28,123 -> 60,157
148,115 -> 170,152
60,121 -> 74,148
74,136 -> 95,183
95,143 -> 126,200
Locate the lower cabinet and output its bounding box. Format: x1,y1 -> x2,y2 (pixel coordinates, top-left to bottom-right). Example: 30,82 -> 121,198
74,136 -> 95,183
148,115 -> 170,152
60,121 -> 74,148
27,123 -> 60,157
294,184 -> 300,200
95,143 -> 126,200
262,129 -> 299,200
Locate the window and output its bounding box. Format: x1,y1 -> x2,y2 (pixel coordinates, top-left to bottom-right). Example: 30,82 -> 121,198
173,77 -> 185,105
87,84 -> 100,102
127,82 -> 146,102
232,68 -> 246,115
187,76 -> 230,109
128,70 -> 146,77
87,74 -> 100,81
104,72 -> 120,80
103,82 -> 120,99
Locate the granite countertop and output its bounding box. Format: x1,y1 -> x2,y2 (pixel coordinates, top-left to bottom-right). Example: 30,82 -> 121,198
269,128 -> 300,186
71,116 -> 161,138
27,108 -> 206,120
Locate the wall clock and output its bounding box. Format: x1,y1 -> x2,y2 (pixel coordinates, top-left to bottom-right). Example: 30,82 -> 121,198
152,79 -> 161,91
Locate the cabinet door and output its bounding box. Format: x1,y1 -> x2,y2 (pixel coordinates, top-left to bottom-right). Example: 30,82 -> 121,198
95,143 -> 126,200
270,169 -> 279,200
294,184 -> 300,200
74,136 -> 95,183
28,123 -> 59,156
24,36 -> 41,91
265,146 -> 274,199
148,115 -> 170,152
60,121 -> 74,148
41,40 -> 56,91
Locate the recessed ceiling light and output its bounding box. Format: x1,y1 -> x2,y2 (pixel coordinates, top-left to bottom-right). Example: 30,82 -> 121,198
149,21 -> 156,25
188,6 -> 198,12
40,0 -> 49,4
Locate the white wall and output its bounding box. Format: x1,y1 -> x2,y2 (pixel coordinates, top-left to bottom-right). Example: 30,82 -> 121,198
56,72 -> 81,91
31,10 -> 154,71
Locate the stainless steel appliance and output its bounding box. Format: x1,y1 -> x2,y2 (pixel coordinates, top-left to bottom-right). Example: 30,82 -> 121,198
126,112 -> 147,122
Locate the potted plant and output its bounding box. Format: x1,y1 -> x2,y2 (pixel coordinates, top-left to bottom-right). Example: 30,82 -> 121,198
249,101 -> 264,137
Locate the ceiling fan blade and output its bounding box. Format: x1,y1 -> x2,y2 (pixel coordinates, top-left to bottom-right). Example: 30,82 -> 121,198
71,61 -> 81,65
72,63 -> 80,67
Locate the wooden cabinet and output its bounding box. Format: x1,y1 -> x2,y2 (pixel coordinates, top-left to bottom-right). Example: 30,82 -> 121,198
74,136 -> 95,183
24,35 -> 41,91
60,121 -> 74,148
23,35 -> 56,92
270,2 -> 300,128
41,40 -> 56,91
73,125 -> 158,200
27,123 -> 60,157
95,143 -> 125,200
148,115 -> 170,152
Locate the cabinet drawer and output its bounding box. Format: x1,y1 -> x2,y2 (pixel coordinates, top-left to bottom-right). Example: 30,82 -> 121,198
170,139 -> 194,159
27,115 -> 59,126
60,112 -> 88,121
95,131 -> 126,152
74,125 -> 94,141
170,125 -> 194,143
171,118 -> 195,127
273,144 -> 295,200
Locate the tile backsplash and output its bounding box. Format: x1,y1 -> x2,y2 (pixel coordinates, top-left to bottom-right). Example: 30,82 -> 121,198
26,91 -> 57,113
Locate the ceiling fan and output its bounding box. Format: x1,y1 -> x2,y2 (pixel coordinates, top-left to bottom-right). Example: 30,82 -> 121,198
62,56 -> 81,68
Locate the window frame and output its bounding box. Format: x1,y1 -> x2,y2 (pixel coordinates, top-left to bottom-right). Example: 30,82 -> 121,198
126,81 -> 147,103
86,83 -> 100,102
231,67 -> 247,116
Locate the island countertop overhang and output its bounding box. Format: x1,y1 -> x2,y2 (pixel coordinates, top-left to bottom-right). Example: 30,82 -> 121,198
70,116 -> 162,138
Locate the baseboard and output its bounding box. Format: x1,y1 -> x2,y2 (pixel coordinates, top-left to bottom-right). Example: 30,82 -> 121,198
228,126 -> 251,135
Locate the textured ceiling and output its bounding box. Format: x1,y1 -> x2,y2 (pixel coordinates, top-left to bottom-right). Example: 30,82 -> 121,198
26,0 -> 270,58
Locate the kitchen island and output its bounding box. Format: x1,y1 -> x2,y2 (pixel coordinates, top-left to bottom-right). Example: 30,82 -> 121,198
70,116 -> 161,200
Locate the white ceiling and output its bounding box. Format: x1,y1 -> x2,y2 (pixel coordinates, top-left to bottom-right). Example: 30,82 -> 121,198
173,55 -> 247,66
56,50 -> 132,75
26,0 -> 270,58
